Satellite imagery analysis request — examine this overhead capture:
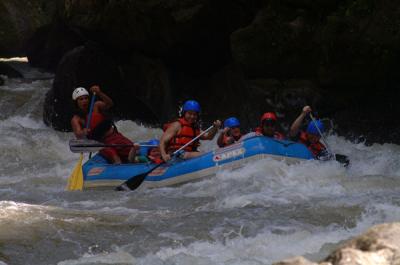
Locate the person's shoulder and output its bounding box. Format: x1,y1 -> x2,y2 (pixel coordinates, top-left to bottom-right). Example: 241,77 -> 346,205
166,120 -> 181,132
71,114 -> 82,123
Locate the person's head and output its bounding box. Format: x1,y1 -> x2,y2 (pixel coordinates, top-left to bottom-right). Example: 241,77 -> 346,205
147,139 -> 161,157
182,100 -> 201,124
72,87 -> 90,111
224,117 -> 241,137
306,120 -> 324,143
260,112 -> 277,137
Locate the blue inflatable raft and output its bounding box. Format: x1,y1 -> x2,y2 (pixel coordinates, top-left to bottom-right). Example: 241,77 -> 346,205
82,135 -> 314,190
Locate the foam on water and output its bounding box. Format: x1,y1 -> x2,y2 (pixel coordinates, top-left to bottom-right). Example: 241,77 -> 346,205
2,60 -> 400,265
55,200 -> 400,265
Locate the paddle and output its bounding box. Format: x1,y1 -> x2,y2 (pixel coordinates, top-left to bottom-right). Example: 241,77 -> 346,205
309,113 -> 350,167
66,93 -> 96,191
115,124 -> 216,191
69,139 -> 157,153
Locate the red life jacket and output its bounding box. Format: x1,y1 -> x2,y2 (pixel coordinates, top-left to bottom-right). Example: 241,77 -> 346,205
85,112 -> 113,141
85,112 -> 105,130
255,127 -> 285,140
164,118 -> 200,152
148,155 -> 163,164
299,131 -> 326,157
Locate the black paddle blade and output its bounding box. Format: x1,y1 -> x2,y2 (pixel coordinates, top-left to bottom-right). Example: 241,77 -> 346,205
115,163 -> 163,191
115,173 -> 147,191
335,154 -> 350,167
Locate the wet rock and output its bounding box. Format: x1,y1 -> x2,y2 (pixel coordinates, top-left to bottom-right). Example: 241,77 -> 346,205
43,42 -> 159,131
273,222 -> 400,265
0,0 -> 58,57
243,78 -> 321,130
26,22 -> 85,71
0,62 -> 23,78
274,256 -> 318,265
325,222 -> 400,265
2,0 -> 397,143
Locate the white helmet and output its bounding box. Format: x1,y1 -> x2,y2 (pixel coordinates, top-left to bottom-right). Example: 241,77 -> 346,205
72,87 -> 89,100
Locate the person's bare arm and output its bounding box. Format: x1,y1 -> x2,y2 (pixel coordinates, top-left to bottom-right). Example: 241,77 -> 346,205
201,120 -> 221,140
90,85 -> 113,112
217,128 -> 230,147
160,122 -> 181,161
289,106 -> 312,137
71,116 -> 88,139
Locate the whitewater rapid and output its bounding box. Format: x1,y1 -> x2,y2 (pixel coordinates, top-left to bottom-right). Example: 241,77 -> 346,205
1,60 -> 400,265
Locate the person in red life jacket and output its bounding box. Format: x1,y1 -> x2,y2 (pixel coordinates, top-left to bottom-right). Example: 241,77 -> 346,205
254,112 -> 285,139
288,106 -> 328,159
217,117 -> 242,148
71,85 -> 138,164
160,100 -> 221,162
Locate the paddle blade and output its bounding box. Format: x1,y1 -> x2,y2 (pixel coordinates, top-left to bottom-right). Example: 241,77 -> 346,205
335,154 -> 350,167
115,163 -> 163,191
115,173 -> 147,191
66,154 -> 84,191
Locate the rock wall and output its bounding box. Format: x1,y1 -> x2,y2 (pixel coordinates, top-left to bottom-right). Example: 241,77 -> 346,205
1,0 -> 399,142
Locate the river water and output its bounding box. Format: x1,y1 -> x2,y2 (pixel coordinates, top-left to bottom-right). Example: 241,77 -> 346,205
1,60 -> 400,265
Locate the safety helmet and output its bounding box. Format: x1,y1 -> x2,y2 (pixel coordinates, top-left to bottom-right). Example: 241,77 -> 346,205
182,100 -> 201,113
72,87 -> 89,100
224,117 -> 240,128
148,139 -> 160,146
147,139 -> 160,155
260,112 -> 277,123
306,120 -> 324,135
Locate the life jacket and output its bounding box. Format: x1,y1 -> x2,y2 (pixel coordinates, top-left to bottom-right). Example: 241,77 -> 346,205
164,118 -> 200,152
220,133 -> 242,147
299,131 -> 326,157
148,155 -> 163,164
255,127 -> 285,140
85,112 -> 114,141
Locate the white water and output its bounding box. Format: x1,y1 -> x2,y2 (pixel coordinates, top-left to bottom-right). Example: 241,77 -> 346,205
1,61 -> 400,265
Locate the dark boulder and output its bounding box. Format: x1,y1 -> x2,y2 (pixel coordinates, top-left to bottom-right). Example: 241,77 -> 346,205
26,22 -> 86,71
0,62 -> 23,79
0,0 -> 58,57
43,42 -> 159,131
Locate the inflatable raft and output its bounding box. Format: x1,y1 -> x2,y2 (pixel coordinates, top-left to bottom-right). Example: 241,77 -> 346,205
82,135 -> 314,190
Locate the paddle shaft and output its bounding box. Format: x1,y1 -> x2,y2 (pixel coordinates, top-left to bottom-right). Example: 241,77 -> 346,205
86,92 -> 96,129
69,142 -> 157,151
309,113 -> 333,155
116,124 -> 216,191
171,125 -> 215,156
309,114 -> 350,166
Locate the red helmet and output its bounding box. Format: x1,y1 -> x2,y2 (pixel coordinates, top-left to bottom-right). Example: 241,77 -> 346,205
260,112 -> 277,123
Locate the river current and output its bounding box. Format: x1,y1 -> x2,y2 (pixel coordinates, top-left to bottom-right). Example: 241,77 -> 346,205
1,60 -> 400,265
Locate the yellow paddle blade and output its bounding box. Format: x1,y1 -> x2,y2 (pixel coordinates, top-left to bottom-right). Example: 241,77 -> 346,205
66,154 -> 84,191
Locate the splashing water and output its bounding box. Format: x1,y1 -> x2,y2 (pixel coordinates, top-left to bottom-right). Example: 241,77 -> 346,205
1,61 -> 400,265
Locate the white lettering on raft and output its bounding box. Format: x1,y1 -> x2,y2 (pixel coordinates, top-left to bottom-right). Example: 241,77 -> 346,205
213,148 -> 245,162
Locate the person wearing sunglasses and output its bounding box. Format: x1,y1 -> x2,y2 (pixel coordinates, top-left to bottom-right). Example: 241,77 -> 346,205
254,112 -> 285,139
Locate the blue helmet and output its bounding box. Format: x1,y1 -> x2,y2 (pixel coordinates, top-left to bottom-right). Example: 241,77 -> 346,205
146,139 -> 160,155
307,120 -> 324,135
224,117 -> 240,128
148,139 -> 160,146
182,100 -> 201,113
